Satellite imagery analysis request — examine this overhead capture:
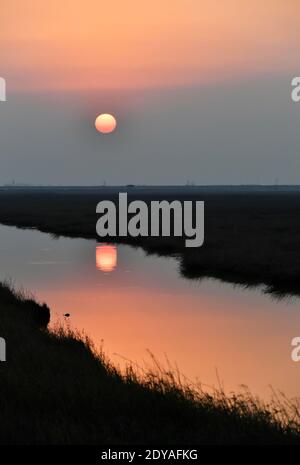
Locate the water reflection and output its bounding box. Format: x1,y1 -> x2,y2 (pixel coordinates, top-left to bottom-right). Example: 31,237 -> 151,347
96,244 -> 117,272
0,224 -> 299,400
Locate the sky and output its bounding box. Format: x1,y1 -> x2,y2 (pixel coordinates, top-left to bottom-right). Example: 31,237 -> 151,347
1,0 -> 300,185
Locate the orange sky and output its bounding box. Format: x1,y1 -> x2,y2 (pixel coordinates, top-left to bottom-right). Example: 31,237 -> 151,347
2,0 -> 299,90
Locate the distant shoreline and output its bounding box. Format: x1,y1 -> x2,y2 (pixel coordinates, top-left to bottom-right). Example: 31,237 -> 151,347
0,189 -> 299,297
1,184 -> 300,193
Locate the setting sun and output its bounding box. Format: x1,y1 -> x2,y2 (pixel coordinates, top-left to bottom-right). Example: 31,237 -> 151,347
95,114 -> 117,134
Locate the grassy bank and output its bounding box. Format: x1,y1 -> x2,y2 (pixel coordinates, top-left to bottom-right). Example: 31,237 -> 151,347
0,189 -> 299,296
0,282 -> 299,445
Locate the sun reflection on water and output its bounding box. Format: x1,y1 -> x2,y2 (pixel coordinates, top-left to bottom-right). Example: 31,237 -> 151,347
96,244 -> 117,272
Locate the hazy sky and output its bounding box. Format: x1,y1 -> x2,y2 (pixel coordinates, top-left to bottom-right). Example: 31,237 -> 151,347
1,1 -> 300,185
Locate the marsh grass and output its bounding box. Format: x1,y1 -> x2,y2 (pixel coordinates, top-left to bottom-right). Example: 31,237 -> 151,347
51,326 -> 300,444
0,281 -> 299,444
101,348 -> 300,439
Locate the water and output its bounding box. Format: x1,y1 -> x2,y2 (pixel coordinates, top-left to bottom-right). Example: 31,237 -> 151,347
0,223 -> 299,399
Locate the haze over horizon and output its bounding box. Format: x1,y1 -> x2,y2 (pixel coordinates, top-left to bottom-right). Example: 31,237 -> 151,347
1,1 -> 300,185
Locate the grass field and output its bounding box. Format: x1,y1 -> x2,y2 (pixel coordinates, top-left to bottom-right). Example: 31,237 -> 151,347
0,281 -> 300,445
